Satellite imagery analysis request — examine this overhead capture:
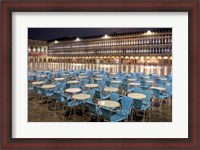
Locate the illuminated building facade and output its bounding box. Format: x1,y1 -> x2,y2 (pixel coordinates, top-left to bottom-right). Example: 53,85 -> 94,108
28,29 -> 172,65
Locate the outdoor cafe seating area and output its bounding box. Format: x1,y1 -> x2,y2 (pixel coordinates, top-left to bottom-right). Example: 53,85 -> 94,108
28,69 -> 172,122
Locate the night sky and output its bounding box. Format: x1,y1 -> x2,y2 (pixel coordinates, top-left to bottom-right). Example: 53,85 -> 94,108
28,28 -> 167,41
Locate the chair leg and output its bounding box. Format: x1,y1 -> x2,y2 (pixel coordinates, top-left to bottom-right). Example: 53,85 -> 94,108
143,111 -> 145,122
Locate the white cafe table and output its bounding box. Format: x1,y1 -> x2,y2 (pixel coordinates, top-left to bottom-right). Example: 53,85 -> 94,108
41,84 -> 56,89
145,80 -> 154,83
38,75 -> 47,78
128,78 -> 137,82
129,82 -> 141,86
80,73 -> 86,75
104,87 -> 118,93
72,93 -> 91,120
151,86 -> 166,91
79,75 -> 86,79
111,80 -> 122,84
85,84 -> 99,89
143,76 -> 150,79
65,88 -> 81,93
62,73 -> 68,77
32,81 -> 44,85
72,93 -> 91,101
28,73 -> 36,76
96,75 -> 104,78
67,80 -> 79,84
159,78 -> 167,81
93,78 -> 102,81
98,100 -> 120,108
128,93 -> 146,100
55,78 -> 65,81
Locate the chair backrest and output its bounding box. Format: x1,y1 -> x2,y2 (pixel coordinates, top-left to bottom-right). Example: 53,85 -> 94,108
133,87 -> 143,93
95,90 -> 101,99
87,101 -> 98,114
100,107 -> 111,121
152,89 -> 161,98
155,78 -> 164,86
28,76 -> 35,81
143,90 -> 153,100
58,82 -> 66,91
84,79 -> 89,84
121,83 -> 128,92
165,85 -> 172,95
119,96 -> 133,112
40,88 -> 46,95
132,98 -> 143,110
33,86 -> 42,94
88,89 -> 95,97
105,80 -> 110,87
143,90 -> 153,105
109,93 -> 119,101
54,91 -> 63,102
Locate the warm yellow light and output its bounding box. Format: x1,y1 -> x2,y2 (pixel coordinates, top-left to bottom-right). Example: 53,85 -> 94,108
146,30 -> 152,35
146,56 -> 150,59
125,56 -> 129,59
54,40 -> 59,43
163,56 -> 168,59
170,56 -> 172,59
158,56 -> 162,59
75,38 -> 80,41
135,57 -> 139,59
104,34 -> 109,38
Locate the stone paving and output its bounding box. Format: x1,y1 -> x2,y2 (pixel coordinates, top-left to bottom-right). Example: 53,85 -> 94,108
28,92 -> 172,122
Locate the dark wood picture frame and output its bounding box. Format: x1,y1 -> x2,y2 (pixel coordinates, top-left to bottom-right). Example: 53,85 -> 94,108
0,0 -> 199,149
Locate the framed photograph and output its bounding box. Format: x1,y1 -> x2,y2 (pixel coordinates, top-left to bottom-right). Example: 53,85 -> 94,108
1,0 -> 199,149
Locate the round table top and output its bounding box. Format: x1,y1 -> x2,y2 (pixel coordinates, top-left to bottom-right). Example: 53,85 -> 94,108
62,74 -> 69,76
38,75 -> 47,78
143,76 -> 150,79
104,87 -> 118,92
111,80 -> 122,84
72,93 -> 91,100
128,93 -> 146,99
65,88 -> 81,93
98,100 -> 120,108
129,82 -> 141,86
96,75 -> 104,77
94,78 -> 102,81
32,81 -> 44,85
28,73 -> 36,76
159,78 -> 167,81
80,73 -> 86,75
85,84 -> 99,88
79,75 -> 86,78
151,86 -> 166,91
128,78 -> 137,81
145,80 -> 154,83
55,78 -> 65,81
67,80 -> 79,84
41,84 -> 56,89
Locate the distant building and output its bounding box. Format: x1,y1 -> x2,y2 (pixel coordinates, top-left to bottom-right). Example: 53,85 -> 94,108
28,29 -> 172,65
